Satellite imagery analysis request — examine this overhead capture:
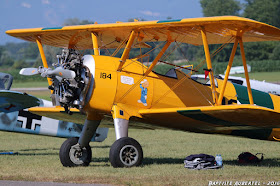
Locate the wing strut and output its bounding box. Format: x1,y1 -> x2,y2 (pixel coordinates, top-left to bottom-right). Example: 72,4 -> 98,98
117,30 -> 137,71
239,37 -> 254,104
36,37 -> 52,87
217,36 -> 254,105
144,40 -> 172,76
217,38 -> 239,105
117,40 -> 172,102
91,32 -> 100,55
201,28 -> 218,105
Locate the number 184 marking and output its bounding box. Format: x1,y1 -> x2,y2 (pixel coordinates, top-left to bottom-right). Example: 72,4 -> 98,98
100,72 -> 112,79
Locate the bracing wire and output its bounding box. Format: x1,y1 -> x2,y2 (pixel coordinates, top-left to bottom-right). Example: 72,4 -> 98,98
111,38 -> 128,57
193,36 -> 234,71
152,36 -> 235,107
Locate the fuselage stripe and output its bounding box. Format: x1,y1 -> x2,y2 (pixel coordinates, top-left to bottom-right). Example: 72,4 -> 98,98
232,83 -> 274,109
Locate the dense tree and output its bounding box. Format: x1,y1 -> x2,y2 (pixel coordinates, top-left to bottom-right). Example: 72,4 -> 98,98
43,45 -> 61,66
271,44 -> 280,60
242,0 -> 280,60
23,43 -> 39,59
4,42 -> 29,60
200,0 -> 241,17
199,0 -> 242,63
0,50 -> 14,66
243,0 -> 280,28
12,59 -> 27,69
243,42 -> 276,61
0,46 -> 4,58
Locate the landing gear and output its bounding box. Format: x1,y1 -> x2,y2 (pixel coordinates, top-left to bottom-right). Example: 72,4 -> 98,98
59,137 -> 92,167
109,137 -> 143,168
109,116 -> 143,168
59,119 -> 101,167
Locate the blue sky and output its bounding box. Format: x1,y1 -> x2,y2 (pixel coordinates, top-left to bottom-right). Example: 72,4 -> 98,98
0,0 -> 203,45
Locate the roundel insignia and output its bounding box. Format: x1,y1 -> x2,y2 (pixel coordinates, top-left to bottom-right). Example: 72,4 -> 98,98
59,72 -> 63,76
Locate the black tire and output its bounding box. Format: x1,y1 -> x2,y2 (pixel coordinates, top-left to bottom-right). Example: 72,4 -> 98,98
109,137 -> 143,168
59,137 -> 92,167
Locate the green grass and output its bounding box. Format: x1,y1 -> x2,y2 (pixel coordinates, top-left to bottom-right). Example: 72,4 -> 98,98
231,71 -> 280,83
24,90 -> 51,101
12,81 -> 49,88
0,129 -> 279,185
10,81 -> 51,101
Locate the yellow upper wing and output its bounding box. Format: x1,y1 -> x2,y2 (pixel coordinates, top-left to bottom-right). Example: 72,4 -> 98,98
6,16 -> 280,50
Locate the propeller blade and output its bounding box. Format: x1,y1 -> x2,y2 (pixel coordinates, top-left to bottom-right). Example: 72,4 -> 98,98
47,67 -> 76,79
20,66 -> 75,79
19,68 -> 39,76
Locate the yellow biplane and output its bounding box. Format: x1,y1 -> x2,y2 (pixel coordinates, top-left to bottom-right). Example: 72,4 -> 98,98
6,16 -> 280,168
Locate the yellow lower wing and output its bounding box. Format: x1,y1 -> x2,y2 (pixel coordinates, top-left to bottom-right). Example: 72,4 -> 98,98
28,107 -> 158,129
139,104 -> 280,131
29,105 -> 280,132
28,107 -> 85,124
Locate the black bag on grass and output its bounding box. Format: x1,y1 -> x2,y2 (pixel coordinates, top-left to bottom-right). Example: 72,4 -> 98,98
238,152 -> 264,164
184,154 -> 221,170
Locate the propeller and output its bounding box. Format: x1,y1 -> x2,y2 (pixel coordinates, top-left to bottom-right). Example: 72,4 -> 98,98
20,66 -> 76,79
19,68 -> 39,76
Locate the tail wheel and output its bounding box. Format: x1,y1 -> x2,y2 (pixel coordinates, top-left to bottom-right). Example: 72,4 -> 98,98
59,137 -> 92,167
109,137 -> 143,168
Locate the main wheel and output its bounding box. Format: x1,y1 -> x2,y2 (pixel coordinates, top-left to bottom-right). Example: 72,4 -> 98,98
59,137 -> 92,167
109,137 -> 143,168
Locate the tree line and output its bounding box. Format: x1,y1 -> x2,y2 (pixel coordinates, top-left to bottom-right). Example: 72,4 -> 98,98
0,0 -> 280,75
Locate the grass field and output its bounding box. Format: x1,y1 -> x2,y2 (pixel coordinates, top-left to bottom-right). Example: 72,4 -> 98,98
0,129 -> 279,185
231,71 -> 280,83
22,90 -> 51,101
11,81 -> 51,100
11,81 -> 49,88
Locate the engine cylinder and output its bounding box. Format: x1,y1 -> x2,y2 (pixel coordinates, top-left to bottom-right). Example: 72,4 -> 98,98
50,49 -> 92,111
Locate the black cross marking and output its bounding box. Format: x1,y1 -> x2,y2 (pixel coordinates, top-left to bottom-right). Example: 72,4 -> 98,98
18,110 -> 42,129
